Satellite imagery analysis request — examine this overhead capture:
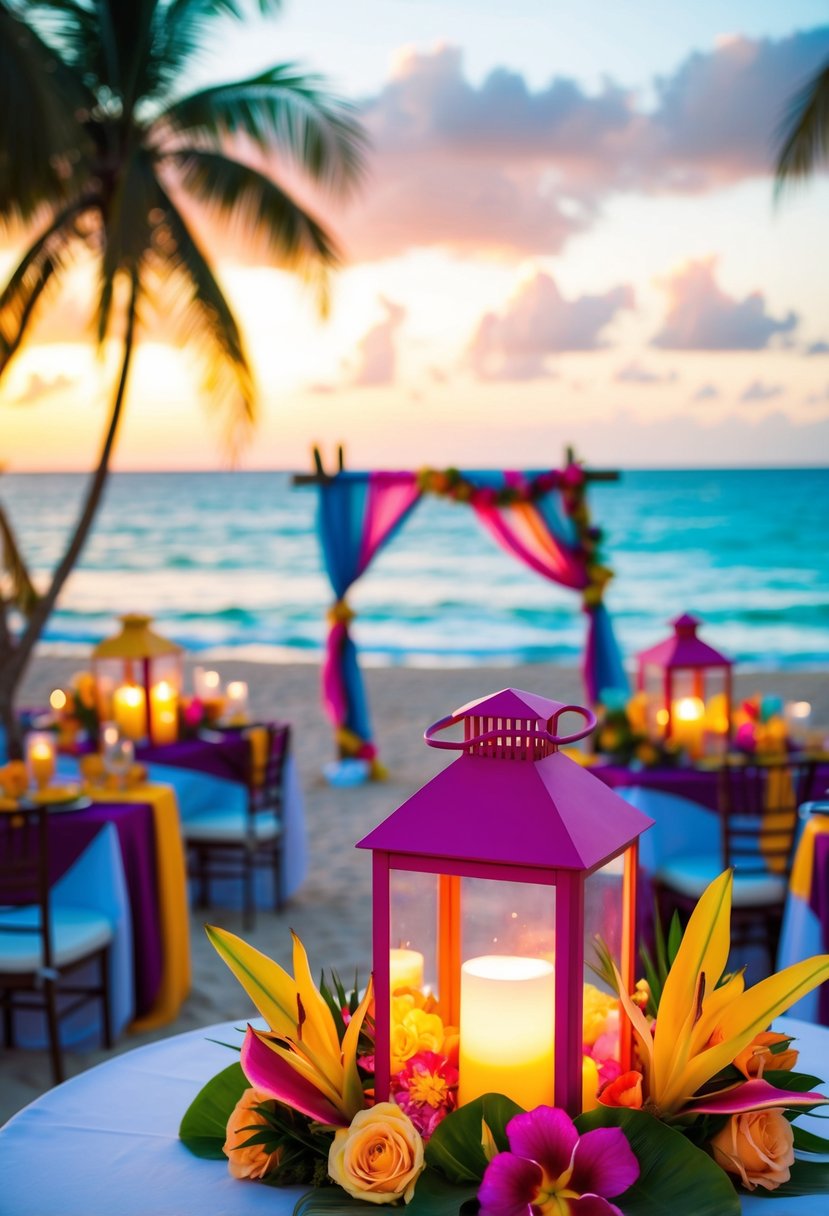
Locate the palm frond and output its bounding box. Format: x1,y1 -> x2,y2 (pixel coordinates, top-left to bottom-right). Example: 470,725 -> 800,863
775,61 -> 829,194
95,149 -> 159,344
157,65 -> 366,194
166,146 -> 340,313
0,197 -> 95,374
0,504 -> 39,617
145,180 -> 256,453
0,6 -> 91,225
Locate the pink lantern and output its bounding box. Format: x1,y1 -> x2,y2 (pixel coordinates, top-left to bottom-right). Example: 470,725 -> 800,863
357,688 -> 653,1116
636,613 -> 733,758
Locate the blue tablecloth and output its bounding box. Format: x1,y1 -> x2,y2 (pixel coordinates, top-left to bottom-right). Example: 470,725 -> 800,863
0,1016 -> 825,1215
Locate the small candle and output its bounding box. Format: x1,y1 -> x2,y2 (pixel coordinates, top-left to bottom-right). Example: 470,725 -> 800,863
785,701 -> 812,744
26,733 -> 57,790
194,667 -> 222,699
389,948 -> 425,993
459,954 -> 555,1109
671,696 -> 705,759
150,680 -> 178,745
49,688 -> 68,712
226,680 -> 249,723
113,684 -> 147,741
582,1055 -> 600,1112
100,721 -> 120,751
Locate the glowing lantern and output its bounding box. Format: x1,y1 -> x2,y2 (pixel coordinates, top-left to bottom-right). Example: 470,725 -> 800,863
636,613 -> 733,758
91,614 -> 183,745
357,688 -> 653,1116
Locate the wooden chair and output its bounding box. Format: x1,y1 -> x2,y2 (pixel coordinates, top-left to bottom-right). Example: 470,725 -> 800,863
653,756 -> 817,971
0,805 -> 113,1086
185,725 -> 289,930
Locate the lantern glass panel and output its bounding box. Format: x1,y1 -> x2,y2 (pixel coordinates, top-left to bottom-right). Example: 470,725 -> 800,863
460,875 -> 555,962
582,856 -> 627,1102
389,869 -> 437,995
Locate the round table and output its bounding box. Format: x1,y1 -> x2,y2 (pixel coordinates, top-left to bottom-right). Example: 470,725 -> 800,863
1,1018 -> 826,1215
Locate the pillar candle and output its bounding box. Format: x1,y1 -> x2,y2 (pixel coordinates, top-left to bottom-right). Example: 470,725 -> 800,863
459,955 -> 555,1109
113,684 -> 147,741
389,948 -> 425,993
226,680 -> 249,723
26,733 -> 56,790
671,696 -> 705,759
150,680 -> 178,745
582,1055 -> 600,1112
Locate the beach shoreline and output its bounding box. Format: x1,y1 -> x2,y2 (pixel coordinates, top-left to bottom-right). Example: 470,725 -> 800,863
2,654 -> 827,1125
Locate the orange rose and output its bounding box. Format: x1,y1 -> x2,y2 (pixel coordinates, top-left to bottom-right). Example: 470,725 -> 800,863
328,1102 -> 425,1205
710,1109 -> 794,1192
223,1087 -> 281,1181
0,761 -> 28,799
733,1032 -> 798,1079
598,1070 -> 644,1109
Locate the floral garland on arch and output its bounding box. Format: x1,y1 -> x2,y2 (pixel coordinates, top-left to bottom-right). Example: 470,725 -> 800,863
416,462 -> 614,609
180,871 -> 829,1215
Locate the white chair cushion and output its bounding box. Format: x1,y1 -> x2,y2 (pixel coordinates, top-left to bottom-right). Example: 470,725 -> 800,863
655,856 -> 787,906
0,905 -> 113,974
183,810 -> 280,843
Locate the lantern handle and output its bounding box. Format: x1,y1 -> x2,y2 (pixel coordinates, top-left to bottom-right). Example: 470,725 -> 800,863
424,703 -> 597,750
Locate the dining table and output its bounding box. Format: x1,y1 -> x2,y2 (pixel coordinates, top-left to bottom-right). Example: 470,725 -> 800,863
1,1014 -> 826,1215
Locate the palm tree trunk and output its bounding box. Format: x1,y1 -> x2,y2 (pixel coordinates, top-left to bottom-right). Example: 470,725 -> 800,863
0,269 -> 140,758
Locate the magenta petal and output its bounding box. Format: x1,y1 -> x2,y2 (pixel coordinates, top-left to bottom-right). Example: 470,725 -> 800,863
569,1197 -> 624,1216
688,1078 -> 829,1115
240,1026 -> 347,1126
505,1106 -> 578,1179
570,1127 -> 639,1199
479,1152 -> 543,1216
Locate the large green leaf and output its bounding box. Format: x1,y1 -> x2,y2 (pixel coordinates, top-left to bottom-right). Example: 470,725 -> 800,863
425,1093 -> 524,1185
179,1061 -> 248,1159
576,1107 -> 740,1216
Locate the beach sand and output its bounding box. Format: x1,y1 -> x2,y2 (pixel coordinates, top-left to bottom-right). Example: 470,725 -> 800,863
1,655 -> 827,1125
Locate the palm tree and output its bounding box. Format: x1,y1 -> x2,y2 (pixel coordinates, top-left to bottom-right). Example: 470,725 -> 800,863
0,0 -> 365,754
775,60 -> 829,190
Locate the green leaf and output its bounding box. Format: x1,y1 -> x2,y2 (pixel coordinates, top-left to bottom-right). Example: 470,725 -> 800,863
751,1157 -> 829,1197
764,1070 -> 824,1093
576,1107 -> 740,1216
179,1061 -> 248,1159
292,1171 -> 477,1216
426,1094 -> 524,1185
793,1123 -> 829,1154
293,1189 -> 367,1215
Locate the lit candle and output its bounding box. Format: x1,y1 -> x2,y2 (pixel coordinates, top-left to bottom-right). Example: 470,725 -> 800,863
389,948 -> 425,993
671,696 -> 705,759
785,701 -> 812,745
112,684 -> 147,741
26,733 -> 57,790
194,667 -> 222,699
226,680 -> 249,724
100,721 -> 120,751
150,680 -> 179,745
49,688 -> 68,712
459,955 -> 555,1109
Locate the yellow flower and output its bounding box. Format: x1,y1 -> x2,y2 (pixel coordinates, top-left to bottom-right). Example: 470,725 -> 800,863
391,996 -> 445,1073
223,1088 -> 281,1180
614,870 -> 829,1115
710,1109 -> 794,1192
328,1102 -> 425,1205
582,983 -> 618,1046
0,761 -> 28,799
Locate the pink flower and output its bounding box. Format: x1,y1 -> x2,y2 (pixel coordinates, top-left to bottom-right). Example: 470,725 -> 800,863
391,1051 -> 458,1139
479,1106 -> 638,1216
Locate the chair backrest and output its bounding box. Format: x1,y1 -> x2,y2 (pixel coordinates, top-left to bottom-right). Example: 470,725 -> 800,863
247,725 -> 290,819
717,756 -> 817,877
0,805 -> 53,968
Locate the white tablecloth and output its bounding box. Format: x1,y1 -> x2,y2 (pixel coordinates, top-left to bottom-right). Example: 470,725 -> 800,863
0,1017 -> 826,1215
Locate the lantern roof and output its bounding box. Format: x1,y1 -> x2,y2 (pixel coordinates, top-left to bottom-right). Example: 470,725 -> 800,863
636,613 -> 732,671
92,613 -> 183,660
358,688 -> 653,872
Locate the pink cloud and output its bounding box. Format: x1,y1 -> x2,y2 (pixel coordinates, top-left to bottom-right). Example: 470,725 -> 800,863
336,28 -> 829,260
740,379 -> 784,403
349,296 -> 406,385
467,271 -> 634,380
651,258 -> 797,350
614,361 -> 678,385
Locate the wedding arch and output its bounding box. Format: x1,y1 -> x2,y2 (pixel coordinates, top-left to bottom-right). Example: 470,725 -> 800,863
294,448 -> 627,778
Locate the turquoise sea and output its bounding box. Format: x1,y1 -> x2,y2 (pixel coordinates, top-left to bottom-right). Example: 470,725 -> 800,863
1,468 -> 827,671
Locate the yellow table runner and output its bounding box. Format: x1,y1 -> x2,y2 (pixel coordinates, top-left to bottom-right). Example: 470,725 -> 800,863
789,814 -> 829,902
87,783 -> 191,1031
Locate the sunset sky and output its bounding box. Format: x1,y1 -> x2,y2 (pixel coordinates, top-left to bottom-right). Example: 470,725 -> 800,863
2,0 -> 829,471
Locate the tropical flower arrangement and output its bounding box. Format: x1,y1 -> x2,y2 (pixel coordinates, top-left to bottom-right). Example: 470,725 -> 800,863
595,690 -> 684,769
47,670 -> 100,749
181,870 -> 829,1214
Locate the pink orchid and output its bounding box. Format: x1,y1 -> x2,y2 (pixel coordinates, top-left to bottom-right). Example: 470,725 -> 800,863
479,1106 -> 638,1216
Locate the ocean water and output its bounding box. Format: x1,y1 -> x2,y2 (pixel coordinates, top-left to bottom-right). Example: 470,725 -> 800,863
1,468 -> 827,671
